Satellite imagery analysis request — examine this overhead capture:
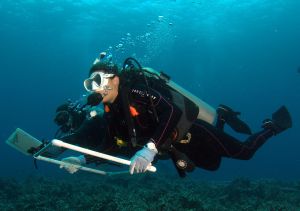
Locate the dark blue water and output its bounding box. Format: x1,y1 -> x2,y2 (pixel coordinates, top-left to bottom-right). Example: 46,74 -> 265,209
0,0 -> 299,181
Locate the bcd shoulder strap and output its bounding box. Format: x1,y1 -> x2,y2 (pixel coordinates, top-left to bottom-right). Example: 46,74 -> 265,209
119,85 -> 137,148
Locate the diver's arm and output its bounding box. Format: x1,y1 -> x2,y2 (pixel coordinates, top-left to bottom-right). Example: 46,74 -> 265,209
42,115 -> 107,158
39,132 -> 86,158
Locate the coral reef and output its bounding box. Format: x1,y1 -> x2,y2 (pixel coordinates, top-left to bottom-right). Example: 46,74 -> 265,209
0,174 -> 299,210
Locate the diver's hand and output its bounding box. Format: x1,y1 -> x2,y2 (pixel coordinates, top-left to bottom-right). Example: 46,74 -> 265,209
59,155 -> 86,174
129,142 -> 157,174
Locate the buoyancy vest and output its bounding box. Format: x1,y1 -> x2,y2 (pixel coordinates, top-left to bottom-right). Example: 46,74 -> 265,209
119,63 -> 215,146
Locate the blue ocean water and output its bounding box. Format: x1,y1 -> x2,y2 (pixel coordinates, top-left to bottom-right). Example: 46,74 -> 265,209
0,0 -> 299,182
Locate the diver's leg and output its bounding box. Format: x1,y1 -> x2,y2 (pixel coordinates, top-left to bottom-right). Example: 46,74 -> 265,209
184,120 -> 269,161
174,106 -> 292,169
222,129 -> 274,160
192,120 -> 255,160
204,106 -> 292,160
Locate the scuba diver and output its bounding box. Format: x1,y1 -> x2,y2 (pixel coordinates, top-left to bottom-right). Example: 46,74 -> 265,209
58,52 -> 292,177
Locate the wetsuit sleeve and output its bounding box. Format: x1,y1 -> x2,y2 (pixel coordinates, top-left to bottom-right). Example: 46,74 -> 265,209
130,84 -> 182,150
62,115 -> 107,148
42,115 -> 107,158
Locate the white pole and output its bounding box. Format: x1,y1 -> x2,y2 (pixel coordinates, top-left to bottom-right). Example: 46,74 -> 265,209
35,155 -> 129,176
52,139 -> 157,172
35,155 -> 108,175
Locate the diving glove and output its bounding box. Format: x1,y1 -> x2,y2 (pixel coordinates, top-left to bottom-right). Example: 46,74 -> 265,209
59,155 -> 86,174
129,142 -> 157,174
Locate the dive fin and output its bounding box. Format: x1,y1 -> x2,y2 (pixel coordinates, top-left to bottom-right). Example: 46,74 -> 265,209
272,106 -> 292,130
228,117 -> 252,135
262,106 -> 292,134
217,104 -> 252,135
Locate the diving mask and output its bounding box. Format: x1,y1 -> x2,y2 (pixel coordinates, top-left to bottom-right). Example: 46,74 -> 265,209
84,72 -> 114,92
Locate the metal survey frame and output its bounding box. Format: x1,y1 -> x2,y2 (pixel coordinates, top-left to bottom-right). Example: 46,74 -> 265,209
33,139 -> 157,176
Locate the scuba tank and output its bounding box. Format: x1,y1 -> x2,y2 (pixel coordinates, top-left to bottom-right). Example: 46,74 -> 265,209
142,67 -> 216,125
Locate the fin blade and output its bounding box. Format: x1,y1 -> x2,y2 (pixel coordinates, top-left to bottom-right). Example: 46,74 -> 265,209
272,106 -> 292,129
227,117 -> 252,135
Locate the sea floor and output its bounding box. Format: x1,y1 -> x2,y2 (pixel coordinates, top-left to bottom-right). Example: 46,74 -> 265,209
0,174 -> 299,210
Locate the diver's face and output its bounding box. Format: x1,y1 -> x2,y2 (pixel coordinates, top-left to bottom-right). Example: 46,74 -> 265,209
95,76 -> 119,104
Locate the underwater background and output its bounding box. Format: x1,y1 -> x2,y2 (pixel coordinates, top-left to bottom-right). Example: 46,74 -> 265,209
0,0 -> 300,210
